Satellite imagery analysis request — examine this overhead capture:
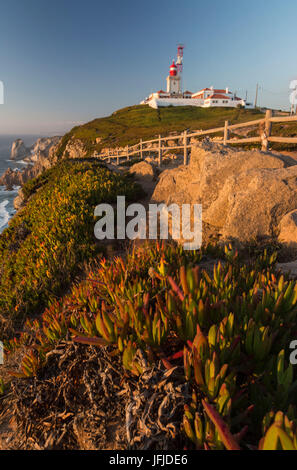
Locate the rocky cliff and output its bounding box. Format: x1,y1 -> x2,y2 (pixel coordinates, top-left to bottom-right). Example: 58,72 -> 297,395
0,136 -> 61,191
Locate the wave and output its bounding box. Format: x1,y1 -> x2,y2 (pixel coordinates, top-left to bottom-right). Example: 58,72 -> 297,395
16,160 -> 30,165
0,199 -> 10,231
5,159 -> 30,165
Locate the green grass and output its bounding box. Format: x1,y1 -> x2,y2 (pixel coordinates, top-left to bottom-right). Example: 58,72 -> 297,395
244,121 -> 297,151
271,122 -> 297,151
56,105 -> 264,157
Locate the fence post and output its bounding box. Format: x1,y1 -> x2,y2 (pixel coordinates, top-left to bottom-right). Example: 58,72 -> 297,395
126,145 -> 129,161
261,110 -> 272,151
224,120 -> 229,145
183,130 -> 188,165
265,109 -> 272,150
140,139 -> 143,160
116,148 -> 119,166
158,135 -> 162,166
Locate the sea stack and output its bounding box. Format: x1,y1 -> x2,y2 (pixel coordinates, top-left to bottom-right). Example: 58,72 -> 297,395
10,139 -> 30,160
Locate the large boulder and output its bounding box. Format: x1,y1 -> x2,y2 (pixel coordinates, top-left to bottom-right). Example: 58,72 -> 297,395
152,141 -> 297,243
214,167 -> 297,241
10,139 -> 30,160
129,161 -> 156,198
129,161 -> 155,180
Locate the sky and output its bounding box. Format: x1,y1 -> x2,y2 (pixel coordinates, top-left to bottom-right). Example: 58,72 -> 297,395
0,0 -> 297,135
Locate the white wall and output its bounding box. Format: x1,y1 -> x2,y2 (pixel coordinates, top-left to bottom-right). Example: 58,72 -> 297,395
145,97 -> 248,109
148,98 -> 204,109
203,99 -> 245,108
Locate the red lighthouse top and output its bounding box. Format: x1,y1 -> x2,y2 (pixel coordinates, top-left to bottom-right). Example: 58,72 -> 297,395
169,60 -> 177,76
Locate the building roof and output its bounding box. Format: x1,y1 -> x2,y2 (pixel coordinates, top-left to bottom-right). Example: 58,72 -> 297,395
193,88 -> 230,95
205,94 -> 231,100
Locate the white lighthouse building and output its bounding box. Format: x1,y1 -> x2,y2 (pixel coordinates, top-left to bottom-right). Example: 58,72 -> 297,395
141,46 -> 251,109
166,60 -> 181,96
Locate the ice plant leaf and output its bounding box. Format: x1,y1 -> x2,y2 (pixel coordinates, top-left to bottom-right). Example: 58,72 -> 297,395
202,400 -> 241,450
262,424 -> 295,450
73,336 -> 108,347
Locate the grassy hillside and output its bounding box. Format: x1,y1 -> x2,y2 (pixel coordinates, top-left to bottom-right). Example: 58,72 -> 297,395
57,105 -> 264,157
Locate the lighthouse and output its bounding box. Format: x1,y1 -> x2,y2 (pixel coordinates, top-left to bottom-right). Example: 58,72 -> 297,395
166,60 -> 181,96
140,44 -> 249,109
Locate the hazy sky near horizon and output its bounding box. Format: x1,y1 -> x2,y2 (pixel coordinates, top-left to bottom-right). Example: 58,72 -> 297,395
0,0 -> 297,135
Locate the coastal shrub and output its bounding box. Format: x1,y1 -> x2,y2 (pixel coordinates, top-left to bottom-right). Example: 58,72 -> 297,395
0,159 -> 143,331
5,241 -> 297,450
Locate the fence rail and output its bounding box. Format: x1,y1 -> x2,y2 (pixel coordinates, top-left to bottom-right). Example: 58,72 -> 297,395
94,111 -> 297,166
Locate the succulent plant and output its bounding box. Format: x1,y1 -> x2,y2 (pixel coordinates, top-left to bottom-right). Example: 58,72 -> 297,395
4,240 -> 297,451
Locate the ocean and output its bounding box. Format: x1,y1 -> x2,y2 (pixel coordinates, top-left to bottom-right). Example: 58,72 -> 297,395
0,135 -> 41,232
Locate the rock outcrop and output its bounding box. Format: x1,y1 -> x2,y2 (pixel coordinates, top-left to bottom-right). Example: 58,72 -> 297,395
152,141 -> 297,244
0,136 -> 62,210
29,136 -> 61,165
13,189 -> 25,210
63,138 -> 87,159
278,210 -> 297,247
0,165 -> 40,189
7,136 -> 61,186
10,136 -> 61,165
10,139 -> 30,160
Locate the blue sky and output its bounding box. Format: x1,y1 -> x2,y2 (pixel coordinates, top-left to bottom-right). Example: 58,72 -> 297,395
0,0 -> 296,134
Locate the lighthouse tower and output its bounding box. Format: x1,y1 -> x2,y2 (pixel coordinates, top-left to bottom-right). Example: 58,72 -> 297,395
166,60 -> 181,96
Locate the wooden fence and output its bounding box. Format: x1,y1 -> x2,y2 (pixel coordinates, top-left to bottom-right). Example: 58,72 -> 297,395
95,110 -> 297,166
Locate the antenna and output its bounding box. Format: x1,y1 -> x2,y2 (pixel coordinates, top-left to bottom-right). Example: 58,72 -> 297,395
254,83 -> 259,108
176,44 -> 185,94
176,44 -> 184,74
